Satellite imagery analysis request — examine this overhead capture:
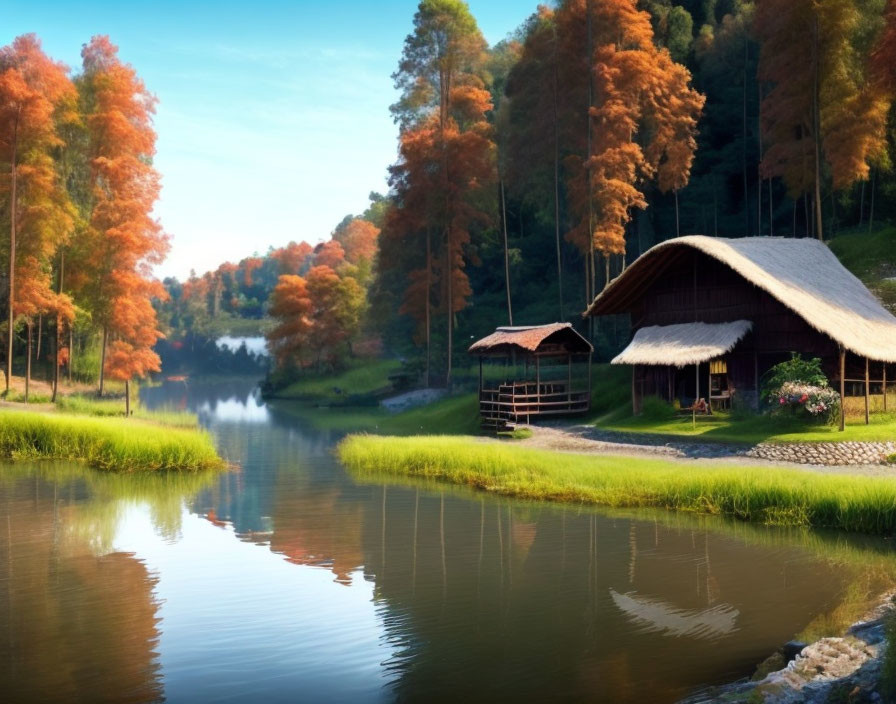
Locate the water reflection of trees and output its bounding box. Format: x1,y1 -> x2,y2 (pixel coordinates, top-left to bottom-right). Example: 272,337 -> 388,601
0,464 -> 216,703
349,479 -> 896,704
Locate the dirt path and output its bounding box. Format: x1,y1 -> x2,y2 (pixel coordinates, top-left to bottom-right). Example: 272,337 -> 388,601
516,422 -> 896,478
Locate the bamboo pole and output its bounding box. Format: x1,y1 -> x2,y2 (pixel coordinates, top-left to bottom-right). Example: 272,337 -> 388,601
839,347 -> 846,432
884,363 -> 888,413
865,357 -> 870,425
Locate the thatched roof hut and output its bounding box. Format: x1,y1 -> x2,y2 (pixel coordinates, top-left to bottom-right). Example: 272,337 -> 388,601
468,323 -> 593,431
586,236 -> 896,427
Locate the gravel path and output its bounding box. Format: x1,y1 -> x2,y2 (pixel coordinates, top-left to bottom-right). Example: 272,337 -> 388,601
517,423 -> 896,478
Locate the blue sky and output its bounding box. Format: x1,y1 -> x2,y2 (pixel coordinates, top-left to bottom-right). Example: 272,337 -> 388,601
5,1 -> 534,279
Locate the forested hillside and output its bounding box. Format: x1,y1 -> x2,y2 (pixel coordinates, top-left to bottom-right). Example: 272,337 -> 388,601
161,0 -> 896,387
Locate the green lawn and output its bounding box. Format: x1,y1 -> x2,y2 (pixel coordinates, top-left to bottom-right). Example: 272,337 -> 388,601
271,391 -> 480,435
596,409 -> 896,444
339,434 -> 896,534
273,359 -> 401,402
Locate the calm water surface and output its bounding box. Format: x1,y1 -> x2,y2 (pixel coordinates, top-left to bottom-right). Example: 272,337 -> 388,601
2,378 -> 895,703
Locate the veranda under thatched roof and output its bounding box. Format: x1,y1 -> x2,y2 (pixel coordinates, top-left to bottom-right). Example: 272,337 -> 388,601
586,236 -> 896,363
612,320 -> 753,367
468,323 -> 593,356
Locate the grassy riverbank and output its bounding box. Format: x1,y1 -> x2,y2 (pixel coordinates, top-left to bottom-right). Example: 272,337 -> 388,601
0,411 -> 224,472
339,434 -> 896,534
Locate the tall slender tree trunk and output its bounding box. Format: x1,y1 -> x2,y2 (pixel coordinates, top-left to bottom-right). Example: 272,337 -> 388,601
99,326 -> 108,396
553,47 -> 563,321
25,322 -> 31,402
36,315 -> 42,365
757,81 -> 763,235
586,0 -> 595,342
858,180 -> 865,227
6,111 -> 19,393
53,250 -> 64,403
500,179 -> 513,325
742,37 -> 749,237
445,225 -> 452,387
812,15 -> 823,241
674,190 -> 680,238
868,169 -> 876,233
424,229 -> 431,388
125,379 -> 130,417
68,327 -> 73,383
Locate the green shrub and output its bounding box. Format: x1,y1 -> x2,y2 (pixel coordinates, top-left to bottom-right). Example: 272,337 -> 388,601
762,354 -> 829,401
887,454 -> 896,465
639,396 -> 676,421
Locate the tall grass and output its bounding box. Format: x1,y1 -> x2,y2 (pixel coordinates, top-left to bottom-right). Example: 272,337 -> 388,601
339,434 -> 896,534
0,411 -> 224,471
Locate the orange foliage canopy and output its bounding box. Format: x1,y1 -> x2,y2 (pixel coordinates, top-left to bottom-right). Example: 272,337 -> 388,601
558,0 -> 703,259
75,36 -> 168,384
334,219 -> 379,265
265,274 -> 312,366
0,35 -> 76,326
313,240 -> 346,270
757,0 -> 889,194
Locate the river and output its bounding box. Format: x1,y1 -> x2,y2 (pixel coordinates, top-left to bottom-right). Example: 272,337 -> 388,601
2,377 -> 894,703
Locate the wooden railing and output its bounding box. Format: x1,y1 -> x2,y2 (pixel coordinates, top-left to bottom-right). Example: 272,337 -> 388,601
479,381 -> 590,423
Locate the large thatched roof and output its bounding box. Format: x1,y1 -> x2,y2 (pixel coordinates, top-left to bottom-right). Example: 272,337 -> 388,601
468,323 -> 593,356
613,320 -> 753,367
585,236 -> 896,363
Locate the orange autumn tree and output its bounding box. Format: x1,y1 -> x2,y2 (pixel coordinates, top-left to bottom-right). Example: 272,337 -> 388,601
304,265 -> 365,368
387,0 -> 495,384
873,0 -> 896,97
74,36 -> 168,394
756,0 -> 889,240
0,34 -> 76,392
265,274 -> 312,368
103,286 -> 163,415
313,240 -> 346,270
334,218 -> 379,266
271,241 -> 313,275
557,0 -> 703,291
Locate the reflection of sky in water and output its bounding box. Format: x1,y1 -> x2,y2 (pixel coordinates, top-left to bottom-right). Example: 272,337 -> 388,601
215,335 -> 268,357
113,504 -> 394,703
197,391 -> 270,423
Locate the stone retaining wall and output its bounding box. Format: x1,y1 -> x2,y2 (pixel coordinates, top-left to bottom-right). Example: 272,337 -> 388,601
745,441 -> 896,466
579,427 -> 896,466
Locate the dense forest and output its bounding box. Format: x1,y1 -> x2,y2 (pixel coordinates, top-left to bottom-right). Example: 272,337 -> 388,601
5,0 -> 896,393
0,35 -> 165,398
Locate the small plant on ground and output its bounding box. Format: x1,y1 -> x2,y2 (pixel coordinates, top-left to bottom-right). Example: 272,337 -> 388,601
763,354 -> 840,424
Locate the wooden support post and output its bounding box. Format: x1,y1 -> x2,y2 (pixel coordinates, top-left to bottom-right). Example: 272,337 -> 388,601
753,350 -> 759,411
535,355 -> 541,415
693,363 -> 699,429
567,354 -> 572,407
865,356 -> 870,425
478,357 -> 483,401
839,347 -> 846,432
632,365 -> 638,415
884,363 -> 888,413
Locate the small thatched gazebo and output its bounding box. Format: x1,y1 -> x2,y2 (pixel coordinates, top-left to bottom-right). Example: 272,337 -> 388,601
585,235 -> 896,429
468,323 -> 593,431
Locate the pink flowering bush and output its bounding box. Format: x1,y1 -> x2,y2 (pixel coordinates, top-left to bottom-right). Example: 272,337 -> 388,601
769,381 -> 840,423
